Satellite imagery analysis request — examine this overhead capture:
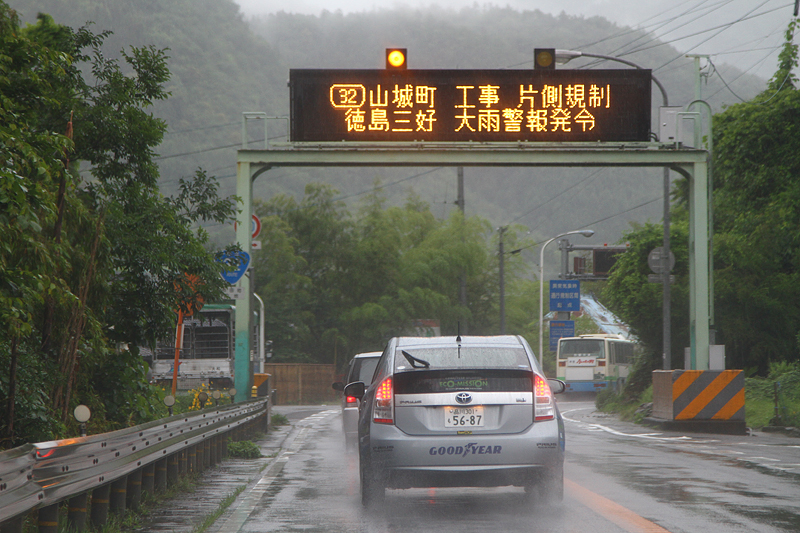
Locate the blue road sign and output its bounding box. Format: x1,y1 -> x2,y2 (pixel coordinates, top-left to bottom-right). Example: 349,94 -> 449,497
549,320 -> 575,351
549,280 -> 580,312
218,251 -> 251,284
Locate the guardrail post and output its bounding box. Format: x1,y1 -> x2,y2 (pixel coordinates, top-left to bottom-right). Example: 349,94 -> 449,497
210,436 -> 218,466
109,477 -> 127,516
126,469 -> 142,510
90,484 -> 111,529
0,514 -> 24,533
178,450 -> 187,476
142,463 -> 155,495
204,439 -> 211,469
195,443 -> 204,473
188,445 -> 197,475
167,453 -> 179,485
154,458 -> 167,492
221,434 -> 228,458
37,503 -> 59,533
67,492 -> 89,532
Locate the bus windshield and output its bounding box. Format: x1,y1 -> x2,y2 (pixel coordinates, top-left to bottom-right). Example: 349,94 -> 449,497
559,339 -> 604,359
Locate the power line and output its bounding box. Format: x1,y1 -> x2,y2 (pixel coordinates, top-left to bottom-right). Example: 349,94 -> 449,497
504,169 -> 604,226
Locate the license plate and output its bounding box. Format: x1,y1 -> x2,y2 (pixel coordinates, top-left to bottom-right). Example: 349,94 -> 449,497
444,406 -> 484,428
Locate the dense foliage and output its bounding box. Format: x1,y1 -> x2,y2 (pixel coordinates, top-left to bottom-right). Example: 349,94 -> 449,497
603,21 -> 800,392
0,3 -> 238,447
253,184 -> 540,368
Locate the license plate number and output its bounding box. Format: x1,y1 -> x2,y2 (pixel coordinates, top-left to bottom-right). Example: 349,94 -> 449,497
444,407 -> 484,428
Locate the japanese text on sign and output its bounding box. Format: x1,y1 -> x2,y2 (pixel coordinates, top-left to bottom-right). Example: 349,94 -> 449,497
549,280 -> 581,312
291,69 -> 651,143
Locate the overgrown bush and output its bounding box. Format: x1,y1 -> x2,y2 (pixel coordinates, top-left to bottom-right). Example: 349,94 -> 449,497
745,362 -> 800,428
596,385 -> 653,422
227,440 -> 262,459
271,413 -> 289,426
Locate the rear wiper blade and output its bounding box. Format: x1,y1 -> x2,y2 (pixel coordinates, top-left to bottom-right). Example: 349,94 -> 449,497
401,350 -> 430,369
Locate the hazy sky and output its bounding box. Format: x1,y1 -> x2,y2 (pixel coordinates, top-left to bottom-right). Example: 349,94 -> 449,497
233,0 -> 796,81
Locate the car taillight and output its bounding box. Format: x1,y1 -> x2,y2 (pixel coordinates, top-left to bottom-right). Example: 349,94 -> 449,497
534,374 -> 555,421
373,377 -> 394,424
346,396 -> 358,404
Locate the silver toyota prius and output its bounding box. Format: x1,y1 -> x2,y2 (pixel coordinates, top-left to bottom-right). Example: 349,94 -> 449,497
345,335 -> 566,506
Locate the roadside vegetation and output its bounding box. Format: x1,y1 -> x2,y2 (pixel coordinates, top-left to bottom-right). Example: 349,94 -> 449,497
599,20 -> 800,419
597,362 -> 800,430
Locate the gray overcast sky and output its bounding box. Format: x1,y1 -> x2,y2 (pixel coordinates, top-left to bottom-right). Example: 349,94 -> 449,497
233,0 -> 797,81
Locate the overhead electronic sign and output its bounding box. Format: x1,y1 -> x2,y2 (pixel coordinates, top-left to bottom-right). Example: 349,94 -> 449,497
289,69 -> 651,143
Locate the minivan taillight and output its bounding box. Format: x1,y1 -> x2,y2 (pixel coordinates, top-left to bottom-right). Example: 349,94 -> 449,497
373,377 -> 394,424
534,374 -> 555,421
346,396 -> 358,404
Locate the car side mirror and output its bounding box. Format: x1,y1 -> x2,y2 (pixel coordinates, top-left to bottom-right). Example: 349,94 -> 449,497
332,381 -> 344,392
344,381 -> 366,400
548,378 -> 566,394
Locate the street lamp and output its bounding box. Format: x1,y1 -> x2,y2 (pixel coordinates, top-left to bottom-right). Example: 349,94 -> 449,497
553,50 -> 668,106
553,49 -> 673,370
538,229 -> 594,369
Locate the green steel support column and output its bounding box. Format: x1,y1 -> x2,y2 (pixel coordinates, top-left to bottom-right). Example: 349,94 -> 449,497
234,160 -> 253,403
688,161 -> 710,369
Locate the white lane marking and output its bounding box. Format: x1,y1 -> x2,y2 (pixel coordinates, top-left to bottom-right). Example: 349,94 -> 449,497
216,410 -> 336,533
561,407 -> 714,442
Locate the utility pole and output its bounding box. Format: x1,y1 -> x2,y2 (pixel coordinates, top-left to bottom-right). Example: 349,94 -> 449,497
457,167 -> 467,333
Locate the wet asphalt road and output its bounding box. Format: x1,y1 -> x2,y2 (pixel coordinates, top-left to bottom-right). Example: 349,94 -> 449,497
206,400 -> 800,533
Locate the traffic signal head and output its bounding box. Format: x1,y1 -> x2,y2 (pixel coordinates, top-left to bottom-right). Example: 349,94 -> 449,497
534,48 -> 556,70
386,48 -> 407,70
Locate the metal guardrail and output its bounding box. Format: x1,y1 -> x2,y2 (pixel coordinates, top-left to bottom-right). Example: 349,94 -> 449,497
0,398 -> 269,531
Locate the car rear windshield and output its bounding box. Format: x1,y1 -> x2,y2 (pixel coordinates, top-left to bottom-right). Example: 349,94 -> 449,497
351,357 -> 380,384
393,369 -> 533,394
394,346 -> 531,371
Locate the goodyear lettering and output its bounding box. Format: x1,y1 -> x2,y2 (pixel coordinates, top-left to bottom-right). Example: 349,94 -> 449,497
428,443 -> 502,456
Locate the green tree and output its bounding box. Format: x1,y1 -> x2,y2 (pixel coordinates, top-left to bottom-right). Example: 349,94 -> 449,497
0,4 -> 239,446
709,19 -> 800,373
253,182 -> 537,368
601,20 -> 800,385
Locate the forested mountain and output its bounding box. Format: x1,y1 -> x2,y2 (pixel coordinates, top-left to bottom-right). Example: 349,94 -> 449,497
9,0 -> 767,251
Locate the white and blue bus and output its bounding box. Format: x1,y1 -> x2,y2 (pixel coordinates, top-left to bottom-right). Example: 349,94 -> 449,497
556,334 -> 638,392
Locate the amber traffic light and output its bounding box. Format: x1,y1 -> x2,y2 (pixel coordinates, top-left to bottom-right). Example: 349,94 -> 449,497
534,48 -> 556,70
386,48 -> 407,69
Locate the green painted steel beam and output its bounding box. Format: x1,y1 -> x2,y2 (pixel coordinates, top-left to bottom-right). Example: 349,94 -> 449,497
238,143 -> 706,168
235,143 -> 711,382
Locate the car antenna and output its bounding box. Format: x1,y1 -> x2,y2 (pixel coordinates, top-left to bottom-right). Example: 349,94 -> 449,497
457,322 -> 462,358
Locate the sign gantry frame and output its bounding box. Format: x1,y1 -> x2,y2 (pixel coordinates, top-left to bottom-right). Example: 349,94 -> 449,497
231,141 -> 711,401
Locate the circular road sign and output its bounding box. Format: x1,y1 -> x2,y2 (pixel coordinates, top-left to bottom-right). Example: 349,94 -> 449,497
648,247 -> 676,274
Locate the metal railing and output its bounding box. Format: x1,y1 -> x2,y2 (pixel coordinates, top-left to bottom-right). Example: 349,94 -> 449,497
0,398 -> 269,533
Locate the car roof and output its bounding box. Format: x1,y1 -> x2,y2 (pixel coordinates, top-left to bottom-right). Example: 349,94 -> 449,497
395,335 -> 524,348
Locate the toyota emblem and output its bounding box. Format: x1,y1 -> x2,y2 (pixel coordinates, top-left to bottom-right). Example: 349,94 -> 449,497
455,392 -> 472,404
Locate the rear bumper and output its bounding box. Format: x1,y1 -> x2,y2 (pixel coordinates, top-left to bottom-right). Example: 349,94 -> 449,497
363,419 -> 564,488
388,465 -> 548,489
564,380 -> 609,392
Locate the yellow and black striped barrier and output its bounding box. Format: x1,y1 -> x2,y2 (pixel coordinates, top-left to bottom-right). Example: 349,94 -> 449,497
651,370 -> 745,434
